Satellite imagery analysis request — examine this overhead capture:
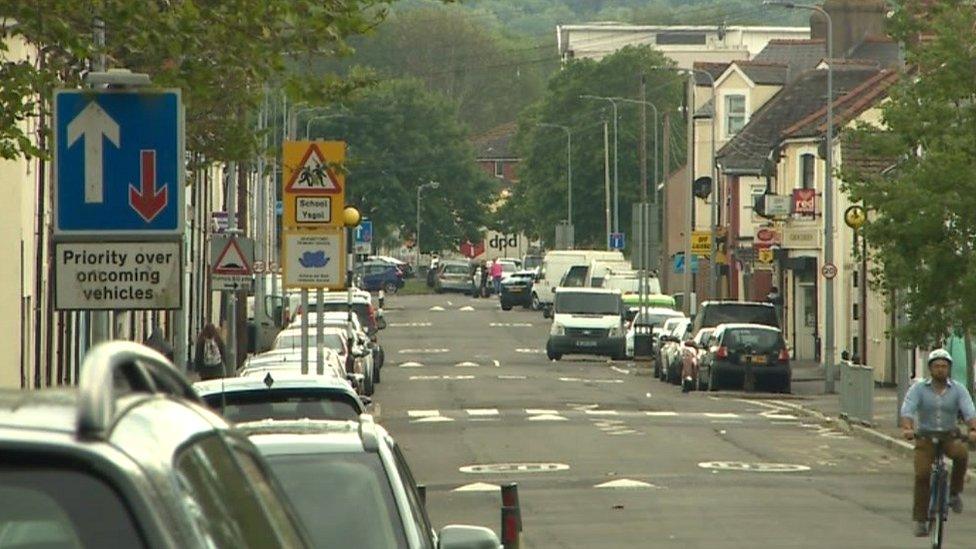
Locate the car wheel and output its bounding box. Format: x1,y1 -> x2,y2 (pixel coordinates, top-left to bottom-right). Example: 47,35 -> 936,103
531,293 -> 541,311
363,367 -> 375,396
653,356 -> 661,378
779,375 -> 791,394
708,368 -> 718,392
373,363 -> 381,384
383,281 -> 399,294
502,303 -> 512,311
546,343 -> 561,361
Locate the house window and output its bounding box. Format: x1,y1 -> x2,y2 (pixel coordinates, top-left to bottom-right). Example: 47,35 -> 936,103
725,95 -> 746,136
494,161 -> 504,178
800,153 -> 816,189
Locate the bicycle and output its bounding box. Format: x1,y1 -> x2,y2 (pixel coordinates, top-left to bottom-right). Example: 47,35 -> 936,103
917,429 -> 966,549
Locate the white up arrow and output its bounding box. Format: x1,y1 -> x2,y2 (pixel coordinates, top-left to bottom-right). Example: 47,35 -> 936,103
67,101 -> 120,204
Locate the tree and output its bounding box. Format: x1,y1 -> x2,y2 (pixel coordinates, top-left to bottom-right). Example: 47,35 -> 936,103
841,0 -> 976,345
499,45 -> 684,248
0,0 -> 386,163
312,79 -> 495,252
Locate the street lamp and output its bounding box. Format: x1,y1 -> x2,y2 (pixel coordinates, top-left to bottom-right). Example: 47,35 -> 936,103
606,98 -> 659,201
765,0 -> 836,393
536,123 -> 573,233
580,95 -> 621,236
305,113 -> 349,140
416,181 -> 440,270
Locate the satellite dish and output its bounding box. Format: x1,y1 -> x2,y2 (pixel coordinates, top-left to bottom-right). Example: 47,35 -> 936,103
693,176 -> 713,199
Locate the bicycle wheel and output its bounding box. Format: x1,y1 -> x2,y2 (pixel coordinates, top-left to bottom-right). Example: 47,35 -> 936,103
930,470 -> 947,549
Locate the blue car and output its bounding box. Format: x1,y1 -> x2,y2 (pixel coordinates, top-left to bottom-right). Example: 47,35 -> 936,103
355,261 -> 404,293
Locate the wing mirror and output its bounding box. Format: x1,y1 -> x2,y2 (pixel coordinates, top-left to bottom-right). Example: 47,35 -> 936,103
437,525 -> 501,549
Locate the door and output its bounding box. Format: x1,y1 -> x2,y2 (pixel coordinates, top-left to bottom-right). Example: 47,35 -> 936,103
794,281 -> 817,360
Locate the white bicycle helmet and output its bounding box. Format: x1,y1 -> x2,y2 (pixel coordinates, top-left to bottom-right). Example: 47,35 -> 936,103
927,349 -> 953,367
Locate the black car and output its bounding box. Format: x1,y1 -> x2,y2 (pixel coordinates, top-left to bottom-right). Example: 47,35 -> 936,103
697,323 -> 791,393
0,341 -> 310,548
499,270 -> 535,310
691,300 -> 780,333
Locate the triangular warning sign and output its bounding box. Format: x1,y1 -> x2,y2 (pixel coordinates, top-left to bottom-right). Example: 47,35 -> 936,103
285,144 -> 343,195
213,238 -> 251,276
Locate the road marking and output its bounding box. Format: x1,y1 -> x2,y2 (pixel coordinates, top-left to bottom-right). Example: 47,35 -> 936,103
645,411 -> 679,417
527,414 -> 568,421
585,410 -> 619,416
569,404 -> 600,411
429,306 -> 445,311
698,461 -> 811,473
710,420 -> 744,424
704,413 -> 740,418
526,409 -> 558,415
459,306 -> 475,311
763,413 -> 798,421
399,361 -> 425,368
466,409 -> 500,416
452,482 -> 500,493
389,322 -> 432,327
455,361 -> 480,368
408,410 -> 440,418
490,322 -> 533,327
447,301 -> 453,306
515,348 -> 543,354
459,463 -> 569,474
398,348 -> 449,354
594,479 -> 656,489
497,375 -> 527,380
559,377 -> 624,384
409,375 -> 476,381
610,366 -> 630,375
607,430 -> 640,435
412,415 -> 455,423
492,360 -> 500,367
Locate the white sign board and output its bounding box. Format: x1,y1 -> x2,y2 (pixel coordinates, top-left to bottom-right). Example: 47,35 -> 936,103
295,196 -> 332,225
283,230 -> 345,289
764,195 -> 792,217
55,241 -> 182,310
782,225 -> 821,249
210,235 -> 255,291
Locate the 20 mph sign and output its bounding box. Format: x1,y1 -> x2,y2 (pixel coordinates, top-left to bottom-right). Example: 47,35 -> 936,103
821,263 -> 838,279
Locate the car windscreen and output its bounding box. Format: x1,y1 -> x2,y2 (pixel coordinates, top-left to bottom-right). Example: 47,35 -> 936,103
0,467 -> 146,548
637,311 -> 684,327
275,332 -> 345,352
523,256 -> 542,270
702,304 -> 778,328
442,264 -> 468,275
723,328 -> 784,351
265,452 -> 407,549
202,389 -> 362,422
555,292 -> 622,315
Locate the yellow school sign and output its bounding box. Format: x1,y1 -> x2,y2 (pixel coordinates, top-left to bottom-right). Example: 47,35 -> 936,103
282,140 -> 346,228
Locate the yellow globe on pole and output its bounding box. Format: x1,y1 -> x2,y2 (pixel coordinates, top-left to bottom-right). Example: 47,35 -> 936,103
343,206 -> 361,228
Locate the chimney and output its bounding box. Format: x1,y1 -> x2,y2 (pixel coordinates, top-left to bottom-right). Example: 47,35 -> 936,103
809,0 -> 886,59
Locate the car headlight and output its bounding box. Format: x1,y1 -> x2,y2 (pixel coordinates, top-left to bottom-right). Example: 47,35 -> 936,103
551,323 -> 565,336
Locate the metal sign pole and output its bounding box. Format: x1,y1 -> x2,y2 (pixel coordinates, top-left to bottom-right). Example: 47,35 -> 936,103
225,162 -> 238,375
316,288 -> 324,374
300,290 -> 309,374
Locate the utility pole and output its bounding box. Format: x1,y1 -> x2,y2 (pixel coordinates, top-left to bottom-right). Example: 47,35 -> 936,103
225,162 -> 238,375
89,18 -> 110,347
254,90 -> 267,355
683,77 -> 694,316
662,111 -> 671,294
603,121 -> 611,249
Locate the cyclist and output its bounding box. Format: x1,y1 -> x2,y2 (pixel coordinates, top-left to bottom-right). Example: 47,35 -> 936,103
899,348 -> 976,537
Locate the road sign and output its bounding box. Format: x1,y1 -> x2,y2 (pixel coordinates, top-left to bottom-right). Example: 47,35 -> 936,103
354,219 -> 373,255
673,253 -> 699,274
282,141 -> 345,228
821,262 -> 838,279
609,232 -> 625,250
757,248 -> 775,264
54,89 -> 183,236
691,231 -> 712,255
282,228 -> 345,289
210,236 -> 254,291
54,241 -> 182,310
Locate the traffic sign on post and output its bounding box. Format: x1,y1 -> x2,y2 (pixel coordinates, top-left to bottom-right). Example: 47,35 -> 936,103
282,228 -> 346,290
354,219 -> 373,255
282,141 -> 345,228
54,89 -> 183,236
609,232 -> 625,250
210,235 -> 254,291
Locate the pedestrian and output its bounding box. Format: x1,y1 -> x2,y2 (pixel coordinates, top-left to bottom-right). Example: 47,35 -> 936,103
427,254 -> 440,288
193,323 -> 228,380
490,258 -> 503,296
143,329 -> 174,363
479,259 -> 489,298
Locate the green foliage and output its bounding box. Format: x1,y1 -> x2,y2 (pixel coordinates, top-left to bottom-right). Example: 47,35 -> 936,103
841,0 -> 976,345
0,0 -> 386,163
315,79 -> 495,251
499,45 -> 684,248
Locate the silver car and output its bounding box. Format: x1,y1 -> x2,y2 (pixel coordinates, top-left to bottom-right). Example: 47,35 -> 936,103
435,261 -> 475,294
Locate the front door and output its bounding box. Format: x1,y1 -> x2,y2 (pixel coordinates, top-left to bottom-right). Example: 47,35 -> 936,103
794,281 -> 817,360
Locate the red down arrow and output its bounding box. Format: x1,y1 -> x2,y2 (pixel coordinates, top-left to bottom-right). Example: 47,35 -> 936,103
129,149 -> 168,222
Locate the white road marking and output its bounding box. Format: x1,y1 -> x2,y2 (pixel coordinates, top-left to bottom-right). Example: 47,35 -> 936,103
398,348 -> 449,354
526,409 -> 558,415
492,360 -> 501,367
409,375 -> 476,381
429,306 -> 445,311
459,306 -> 475,311
497,375 -> 527,380
459,463 -> 570,474
594,479 -> 656,489
710,420 -> 744,424
527,414 -> 568,422
408,410 -> 440,418
408,375 -> 441,380
515,348 -> 543,353
558,377 -> 623,384
466,409 -> 500,416
698,461 -> 811,473
585,410 -> 619,416
704,413 -> 740,418
610,366 -> 630,375
447,301 -> 453,306
399,361 -> 425,368
606,429 -> 640,435
452,482 -> 500,493
412,415 -> 455,423
763,413 -> 798,421
455,361 -> 480,368
490,322 -> 533,327
389,322 -> 432,327
645,411 -> 679,417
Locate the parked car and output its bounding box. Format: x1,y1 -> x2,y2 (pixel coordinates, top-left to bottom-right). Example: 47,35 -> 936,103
356,261 -> 405,293
625,307 -> 686,358
370,255 -> 414,279
546,288 -> 627,360
290,311 -> 383,382
273,327 -> 375,396
690,300 -> 780,334
195,373 -> 368,423
499,270 -> 535,310
242,348 -> 349,382
241,419 -> 502,549
302,290 -> 386,368
0,341 -> 311,548
435,260 -> 475,294
697,323 -> 791,393
657,318 -> 692,381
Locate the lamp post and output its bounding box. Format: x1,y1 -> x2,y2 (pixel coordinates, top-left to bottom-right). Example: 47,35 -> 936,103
765,0 -> 835,393
607,98 -> 659,201
416,181 -> 440,270
305,113 -> 349,140
536,123 -> 573,232
581,95 -> 621,236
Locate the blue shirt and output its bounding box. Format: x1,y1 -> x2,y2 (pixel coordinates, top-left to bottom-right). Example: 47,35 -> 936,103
900,378 -> 976,432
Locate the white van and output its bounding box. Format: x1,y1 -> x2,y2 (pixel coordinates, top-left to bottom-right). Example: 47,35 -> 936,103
546,287 -> 626,360
587,259 -> 633,287
533,250 -> 624,311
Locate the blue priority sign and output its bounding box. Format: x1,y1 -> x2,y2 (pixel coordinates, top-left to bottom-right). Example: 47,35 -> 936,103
355,220 -> 373,244
54,89 -> 183,236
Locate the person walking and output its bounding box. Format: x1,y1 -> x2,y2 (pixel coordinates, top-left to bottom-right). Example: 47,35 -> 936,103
193,323 -> 228,380
900,349 -> 976,537
490,258 -> 504,296
478,259 -> 489,298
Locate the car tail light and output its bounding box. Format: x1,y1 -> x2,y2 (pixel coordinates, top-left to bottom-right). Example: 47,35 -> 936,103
716,346 -> 728,359
778,348 -> 790,362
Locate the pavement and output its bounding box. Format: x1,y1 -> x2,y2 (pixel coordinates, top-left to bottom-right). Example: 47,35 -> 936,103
370,293 -> 976,548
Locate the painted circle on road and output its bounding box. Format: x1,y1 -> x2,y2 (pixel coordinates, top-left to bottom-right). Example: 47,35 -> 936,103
459,463 -> 570,474
697,461 -> 811,473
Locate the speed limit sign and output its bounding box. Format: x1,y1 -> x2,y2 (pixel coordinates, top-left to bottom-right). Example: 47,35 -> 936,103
821,263 -> 838,279
252,260 -> 266,274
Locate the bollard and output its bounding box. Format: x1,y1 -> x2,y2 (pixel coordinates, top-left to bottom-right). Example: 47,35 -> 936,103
378,289 -> 385,309
417,484 -> 427,508
501,506 -> 520,549
501,482 -> 522,531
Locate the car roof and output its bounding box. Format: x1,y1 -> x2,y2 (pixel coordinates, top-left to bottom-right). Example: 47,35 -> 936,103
701,300 -> 774,308
635,307 -> 684,315
193,374 -> 355,396
279,326 -> 347,336
0,389 -> 86,434
555,287 -> 622,295
715,323 -> 783,332
239,419 -> 385,456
